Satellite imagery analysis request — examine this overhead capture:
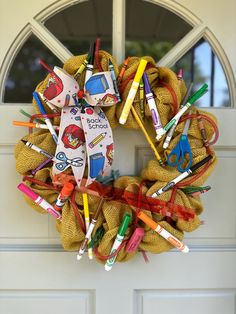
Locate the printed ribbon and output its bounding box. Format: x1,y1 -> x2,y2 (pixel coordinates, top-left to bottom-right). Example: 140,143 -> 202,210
41,66 -> 117,186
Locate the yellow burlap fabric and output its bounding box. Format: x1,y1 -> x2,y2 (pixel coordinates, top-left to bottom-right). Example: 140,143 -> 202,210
14,51 -> 217,263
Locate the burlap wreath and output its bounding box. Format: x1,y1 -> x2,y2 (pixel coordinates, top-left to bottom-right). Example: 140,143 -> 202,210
14,50 -> 217,263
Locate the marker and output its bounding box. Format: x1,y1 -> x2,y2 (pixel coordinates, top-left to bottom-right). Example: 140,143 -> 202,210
74,56 -> 89,80
139,79 -> 145,119
33,91 -> 58,144
82,193 -> 93,260
117,57 -> 130,85
163,82 -> 194,149
77,197 -> 105,260
143,72 -> 164,137
54,182 -> 74,211
119,59 -> 147,125
109,59 -> 121,102
88,132 -> 107,148
156,83 -> 208,141
18,183 -> 62,221
137,211 -> 189,253
151,155 -> 213,197
13,121 -> 59,131
21,139 -> 54,159
84,42 -> 96,84
105,213 -> 131,271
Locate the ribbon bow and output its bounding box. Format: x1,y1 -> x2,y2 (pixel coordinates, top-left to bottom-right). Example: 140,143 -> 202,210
41,65 -> 117,186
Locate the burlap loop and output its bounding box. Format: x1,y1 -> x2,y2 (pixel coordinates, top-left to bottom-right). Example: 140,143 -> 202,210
14,51 -> 218,263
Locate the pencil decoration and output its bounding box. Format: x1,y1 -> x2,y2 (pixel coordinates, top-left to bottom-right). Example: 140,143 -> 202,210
82,193 -> 93,260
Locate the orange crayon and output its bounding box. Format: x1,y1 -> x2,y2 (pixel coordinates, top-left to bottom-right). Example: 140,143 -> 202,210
137,211 -> 189,253
117,57 -> 130,85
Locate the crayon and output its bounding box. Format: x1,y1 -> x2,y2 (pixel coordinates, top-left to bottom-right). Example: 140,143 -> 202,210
137,211 -> 189,253
54,182 -> 74,211
21,139 -> 54,160
117,57 -> 130,85
151,155 -> 213,197
190,188 -> 211,197
105,213 -> 131,271
156,83 -> 208,141
109,59 -> 121,102
18,183 -> 62,221
13,121 -> 59,131
84,42 -> 96,84
119,59 -> 147,125
130,106 -> 164,165
82,193 -> 93,260
139,79 -> 145,119
38,92 -> 60,113
33,91 -> 58,144
88,132 -> 107,148
74,57 -> 89,80
31,158 -> 52,175
143,72 -> 164,137
77,198 -> 105,260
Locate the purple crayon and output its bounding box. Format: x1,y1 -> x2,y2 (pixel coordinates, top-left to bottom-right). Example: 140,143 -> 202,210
143,72 -> 164,137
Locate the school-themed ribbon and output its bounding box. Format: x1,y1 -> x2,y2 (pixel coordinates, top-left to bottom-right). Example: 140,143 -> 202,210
41,66 -> 117,186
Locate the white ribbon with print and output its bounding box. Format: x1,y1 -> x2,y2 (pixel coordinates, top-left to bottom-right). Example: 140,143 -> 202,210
41,66 -> 117,187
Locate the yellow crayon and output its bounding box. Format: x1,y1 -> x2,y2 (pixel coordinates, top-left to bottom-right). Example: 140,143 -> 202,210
119,59 -> 147,125
74,58 -> 89,80
139,79 -> 145,119
82,193 -> 93,260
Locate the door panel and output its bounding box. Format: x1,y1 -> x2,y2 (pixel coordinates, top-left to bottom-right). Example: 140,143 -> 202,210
0,1 -> 236,314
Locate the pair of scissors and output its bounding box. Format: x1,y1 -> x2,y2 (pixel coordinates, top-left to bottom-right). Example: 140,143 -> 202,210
167,111 -> 193,172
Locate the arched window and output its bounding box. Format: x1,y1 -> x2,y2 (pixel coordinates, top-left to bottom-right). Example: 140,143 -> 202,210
1,0 -> 233,108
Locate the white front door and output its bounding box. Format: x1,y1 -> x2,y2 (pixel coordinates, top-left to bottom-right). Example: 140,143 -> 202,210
1,1 -> 236,314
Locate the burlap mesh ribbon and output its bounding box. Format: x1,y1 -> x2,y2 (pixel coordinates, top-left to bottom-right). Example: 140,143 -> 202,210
14,50 -> 217,263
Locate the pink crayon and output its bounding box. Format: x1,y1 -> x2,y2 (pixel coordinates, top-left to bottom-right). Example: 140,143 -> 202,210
17,183 -> 62,221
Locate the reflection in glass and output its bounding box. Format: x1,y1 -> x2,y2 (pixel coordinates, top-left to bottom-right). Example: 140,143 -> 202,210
44,0 -> 112,55
125,0 -> 192,61
4,35 -> 62,103
174,39 -> 230,107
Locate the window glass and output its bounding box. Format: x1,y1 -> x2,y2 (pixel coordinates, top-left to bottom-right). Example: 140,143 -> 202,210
174,39 -> 230,107
4,35 -> 62,103
44,0 -> 112,55
125,0 -> 192,61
